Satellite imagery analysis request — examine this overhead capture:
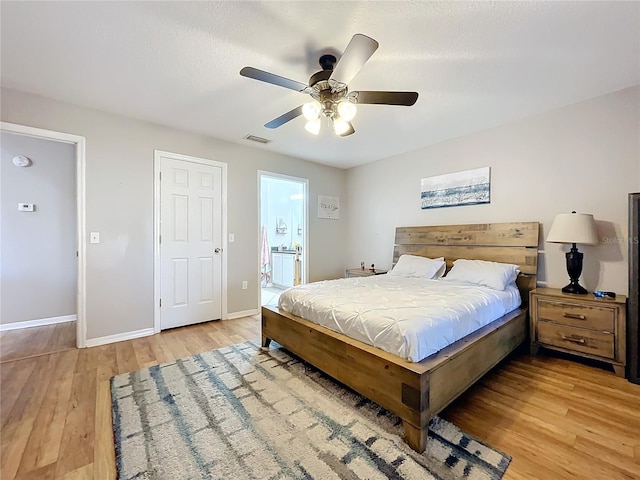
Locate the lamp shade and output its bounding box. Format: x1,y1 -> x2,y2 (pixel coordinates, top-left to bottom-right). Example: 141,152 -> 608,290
546,213 -> 599,245
302,101 -> 321,121
333,118 -> 349,135
304,118 -> 320,135
337,100 -> 357,121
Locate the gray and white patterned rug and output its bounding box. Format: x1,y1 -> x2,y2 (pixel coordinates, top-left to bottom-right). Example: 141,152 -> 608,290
111,340 -> 510,479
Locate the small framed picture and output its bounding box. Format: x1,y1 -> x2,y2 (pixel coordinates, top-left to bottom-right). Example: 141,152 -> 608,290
318,195 -> 339,219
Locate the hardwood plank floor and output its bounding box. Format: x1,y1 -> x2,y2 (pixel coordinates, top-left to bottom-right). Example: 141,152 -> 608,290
0,322 -> 76,363
0,315 -> 638,479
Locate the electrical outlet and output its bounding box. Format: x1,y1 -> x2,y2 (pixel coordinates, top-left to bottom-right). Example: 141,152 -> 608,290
242,281 -> 248,290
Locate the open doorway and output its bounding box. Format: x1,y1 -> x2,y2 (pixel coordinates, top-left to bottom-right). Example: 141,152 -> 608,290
0,121 -> 86,351
258,172 -> 308,307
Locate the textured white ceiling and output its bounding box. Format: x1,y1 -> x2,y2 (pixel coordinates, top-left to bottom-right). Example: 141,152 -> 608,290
2,1 -> 639,169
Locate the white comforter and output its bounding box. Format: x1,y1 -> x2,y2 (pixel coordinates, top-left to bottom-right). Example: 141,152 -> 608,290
278,275 -> 521,362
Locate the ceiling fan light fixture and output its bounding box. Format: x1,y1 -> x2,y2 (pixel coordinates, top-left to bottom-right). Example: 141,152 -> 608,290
302,101 -> 321,121
240,34 -> 418,137
333,118 -> 350,136
337,101 -> 357,122
304,118 -> 321,135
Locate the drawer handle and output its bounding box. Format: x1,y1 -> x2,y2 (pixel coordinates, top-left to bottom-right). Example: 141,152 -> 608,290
561,335 -> 586,345
563,313 -> 586,320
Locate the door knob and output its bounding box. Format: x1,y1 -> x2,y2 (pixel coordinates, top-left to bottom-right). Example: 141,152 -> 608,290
215,248 -> 222,253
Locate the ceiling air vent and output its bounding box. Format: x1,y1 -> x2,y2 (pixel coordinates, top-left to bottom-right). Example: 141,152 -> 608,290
243,134 -> 271,144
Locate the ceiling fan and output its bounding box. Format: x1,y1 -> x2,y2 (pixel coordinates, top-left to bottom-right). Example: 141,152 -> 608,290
240,34 -> 418,137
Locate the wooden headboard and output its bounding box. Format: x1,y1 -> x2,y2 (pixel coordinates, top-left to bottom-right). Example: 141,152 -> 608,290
394,222 -> 540,300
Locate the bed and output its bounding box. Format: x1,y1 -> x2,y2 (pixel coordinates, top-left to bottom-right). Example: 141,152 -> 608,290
261,222 -> 539,452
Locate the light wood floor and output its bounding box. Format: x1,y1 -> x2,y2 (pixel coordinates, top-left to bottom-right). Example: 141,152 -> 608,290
1,315 -> 638,480
0,322 -> 76,364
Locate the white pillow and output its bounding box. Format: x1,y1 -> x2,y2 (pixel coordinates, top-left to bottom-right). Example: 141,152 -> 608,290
388,255 -> 446,279
443,259 -> 520,291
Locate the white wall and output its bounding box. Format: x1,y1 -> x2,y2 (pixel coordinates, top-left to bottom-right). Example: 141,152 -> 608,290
1,132 -> 77,324
1,88 -> 348,341
4,85 -> 636,342
346,86 -> 640,295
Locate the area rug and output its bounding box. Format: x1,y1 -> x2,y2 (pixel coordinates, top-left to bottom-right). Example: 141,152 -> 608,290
111,341 -> 510,479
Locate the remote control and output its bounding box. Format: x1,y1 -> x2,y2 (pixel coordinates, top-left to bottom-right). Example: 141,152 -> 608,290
593,290 -> 616,299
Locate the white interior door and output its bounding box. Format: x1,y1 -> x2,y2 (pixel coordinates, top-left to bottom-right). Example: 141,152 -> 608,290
160,156 -> 222,329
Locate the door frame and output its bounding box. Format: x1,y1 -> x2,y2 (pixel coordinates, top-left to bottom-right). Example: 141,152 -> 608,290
0,121 -> 87,347
257,171 -> 309,296
153,150 -> 228,333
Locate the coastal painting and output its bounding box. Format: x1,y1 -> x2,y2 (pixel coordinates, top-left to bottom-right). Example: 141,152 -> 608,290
420,167 -> 491,209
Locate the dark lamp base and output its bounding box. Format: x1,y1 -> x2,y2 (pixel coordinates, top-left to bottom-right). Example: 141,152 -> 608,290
562,244 -> 589,295
561,282 -> 588,295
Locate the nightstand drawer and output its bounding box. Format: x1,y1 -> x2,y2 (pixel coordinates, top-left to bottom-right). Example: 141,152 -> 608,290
530,288 -> 626,376
537,299 -> 614,332
537,321 -> 614,359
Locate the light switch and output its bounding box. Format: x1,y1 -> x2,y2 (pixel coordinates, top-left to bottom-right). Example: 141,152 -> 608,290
90,232 -> 100,244
18,203 -> 34,212
229,233 -> 235,243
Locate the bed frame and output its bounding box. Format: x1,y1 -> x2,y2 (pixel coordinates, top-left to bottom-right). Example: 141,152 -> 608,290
261,222 -> 539,452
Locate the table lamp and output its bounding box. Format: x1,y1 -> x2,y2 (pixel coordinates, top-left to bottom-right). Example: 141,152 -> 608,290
546,211 -> 599,294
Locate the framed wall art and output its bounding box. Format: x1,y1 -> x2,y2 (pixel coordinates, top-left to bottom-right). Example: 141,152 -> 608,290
318,195 -> 339,219
420,167 -> 491,209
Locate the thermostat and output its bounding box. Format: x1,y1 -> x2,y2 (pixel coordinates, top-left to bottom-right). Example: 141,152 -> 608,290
18,203 -> 35,212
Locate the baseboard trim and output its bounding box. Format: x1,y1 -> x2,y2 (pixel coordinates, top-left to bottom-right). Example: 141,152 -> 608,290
85,328 -> 155,348
0,314 -> 77,332
226,309 -> 259,320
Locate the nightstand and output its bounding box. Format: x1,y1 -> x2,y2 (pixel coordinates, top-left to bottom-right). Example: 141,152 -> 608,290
345,268 -> 388,278
529,287 -> 627,377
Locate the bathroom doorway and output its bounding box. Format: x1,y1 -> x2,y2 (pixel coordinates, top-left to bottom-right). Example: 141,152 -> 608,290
258,172 -> 308,307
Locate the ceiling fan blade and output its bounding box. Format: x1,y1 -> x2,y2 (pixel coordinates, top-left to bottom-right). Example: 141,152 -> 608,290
329,34 -> 379,86
339,122 -> 355,137
264,106 -> 304,129
353,91 -> 419,106
240,67 -> 309,92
